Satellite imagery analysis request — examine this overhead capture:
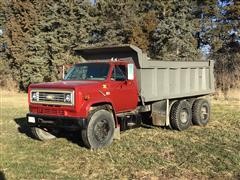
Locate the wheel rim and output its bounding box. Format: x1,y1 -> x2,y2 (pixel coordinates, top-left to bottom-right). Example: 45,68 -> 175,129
200,105 -> 208,121
180,109 -> 188,123
94,119 -> 110,142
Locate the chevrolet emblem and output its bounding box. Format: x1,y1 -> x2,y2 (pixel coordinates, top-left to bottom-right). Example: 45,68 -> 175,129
46,95 -> 54,100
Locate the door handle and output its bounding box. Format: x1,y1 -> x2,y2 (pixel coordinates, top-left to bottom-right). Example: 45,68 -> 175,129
125,81 -> 132,85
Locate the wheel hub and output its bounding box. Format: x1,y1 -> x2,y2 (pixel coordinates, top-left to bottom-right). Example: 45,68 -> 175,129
180,109 -> 188,123
94,119 -> 109,142
200,106 -> 208,120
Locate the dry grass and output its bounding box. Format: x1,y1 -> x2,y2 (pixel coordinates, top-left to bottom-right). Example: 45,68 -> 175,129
0,90 -> 240,179
214,89 -> 240,101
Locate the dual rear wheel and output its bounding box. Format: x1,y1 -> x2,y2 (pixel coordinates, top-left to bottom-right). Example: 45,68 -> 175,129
170,98 -> 210,131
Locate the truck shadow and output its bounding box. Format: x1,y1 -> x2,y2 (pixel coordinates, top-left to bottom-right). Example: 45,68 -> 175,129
14,117 -> 33,138
0,171 -> 6,180
14,117 -> 160,148
14,117 -> 85,147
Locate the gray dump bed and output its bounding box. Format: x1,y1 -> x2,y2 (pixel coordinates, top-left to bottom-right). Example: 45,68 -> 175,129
75,45 -> 215,102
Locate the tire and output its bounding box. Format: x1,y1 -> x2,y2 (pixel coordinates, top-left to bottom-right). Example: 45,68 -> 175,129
170,100 -> 192,131
187,98 -> 196,108
81,109 -> 115,149
192,99 -> 210,126
31,127 -> 58,140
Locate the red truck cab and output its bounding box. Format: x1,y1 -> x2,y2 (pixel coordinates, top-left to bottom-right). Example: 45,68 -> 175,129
27,60 -> 140,148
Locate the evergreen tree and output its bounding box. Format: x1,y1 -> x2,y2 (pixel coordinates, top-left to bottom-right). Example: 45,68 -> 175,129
88,0 -> 137,45
150,0 -> 200,61
26,0 -> 93,84
0,1 -> 6,52
1,0 -> 239,92
197,0 -> 240,92
174,0 -> 240,91
2,0 -> 40,88
197,0 -> 240,52
2,0 -> 94,89
89,0 -> 159,52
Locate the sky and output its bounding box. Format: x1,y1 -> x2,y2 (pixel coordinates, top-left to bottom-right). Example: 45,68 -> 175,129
90,0 -> 96,5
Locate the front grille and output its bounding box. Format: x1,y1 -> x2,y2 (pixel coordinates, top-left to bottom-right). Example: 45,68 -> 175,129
38,92 -> 65,102
30,89 -> 74,106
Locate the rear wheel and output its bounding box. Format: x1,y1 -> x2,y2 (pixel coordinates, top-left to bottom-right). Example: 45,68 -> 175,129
31,127 -> 58,140
81,109 -> 115,149
192,99 -> 210,126
170,100 -> 192,131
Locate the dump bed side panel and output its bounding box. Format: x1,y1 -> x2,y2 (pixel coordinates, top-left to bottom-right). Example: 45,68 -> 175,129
138,61 -> 215,102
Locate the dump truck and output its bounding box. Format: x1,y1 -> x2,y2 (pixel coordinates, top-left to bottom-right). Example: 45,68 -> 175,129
27,45 -> 215,149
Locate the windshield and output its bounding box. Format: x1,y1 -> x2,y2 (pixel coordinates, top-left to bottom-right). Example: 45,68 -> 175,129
64,63 -> 110,81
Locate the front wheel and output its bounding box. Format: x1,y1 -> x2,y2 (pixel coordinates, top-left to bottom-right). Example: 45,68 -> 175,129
81,109 -> 115,149
31,127 -> 58,140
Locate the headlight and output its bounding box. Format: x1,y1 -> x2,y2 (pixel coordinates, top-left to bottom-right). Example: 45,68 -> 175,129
32,92 -> 38,101
64,93 -> 72,103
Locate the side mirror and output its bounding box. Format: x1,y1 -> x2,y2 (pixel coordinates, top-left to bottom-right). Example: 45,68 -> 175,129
127,64 -> 134,80
62,65 -> 65,79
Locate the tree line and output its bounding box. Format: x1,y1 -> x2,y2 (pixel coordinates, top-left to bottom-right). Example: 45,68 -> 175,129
0,0 -> 239,93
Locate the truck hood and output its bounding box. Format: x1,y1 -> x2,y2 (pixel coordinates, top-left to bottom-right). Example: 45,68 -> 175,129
29,80 -> 101,90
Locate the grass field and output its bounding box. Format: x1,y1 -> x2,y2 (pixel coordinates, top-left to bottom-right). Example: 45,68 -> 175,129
0,91 -> 240,179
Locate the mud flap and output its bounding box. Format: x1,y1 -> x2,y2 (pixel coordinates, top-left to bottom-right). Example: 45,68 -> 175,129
113,126 -> 120,140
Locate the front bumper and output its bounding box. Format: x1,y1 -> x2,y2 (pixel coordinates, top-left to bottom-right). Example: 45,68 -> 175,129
26,113 -> 87,130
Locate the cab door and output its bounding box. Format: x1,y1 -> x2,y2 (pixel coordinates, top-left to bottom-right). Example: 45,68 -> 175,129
109,64 -> 138,112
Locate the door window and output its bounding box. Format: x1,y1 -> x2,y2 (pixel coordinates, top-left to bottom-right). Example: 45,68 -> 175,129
111,65 -> 127,81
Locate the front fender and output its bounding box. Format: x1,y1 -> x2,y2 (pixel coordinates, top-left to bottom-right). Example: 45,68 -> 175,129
78,97 -> 116,118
